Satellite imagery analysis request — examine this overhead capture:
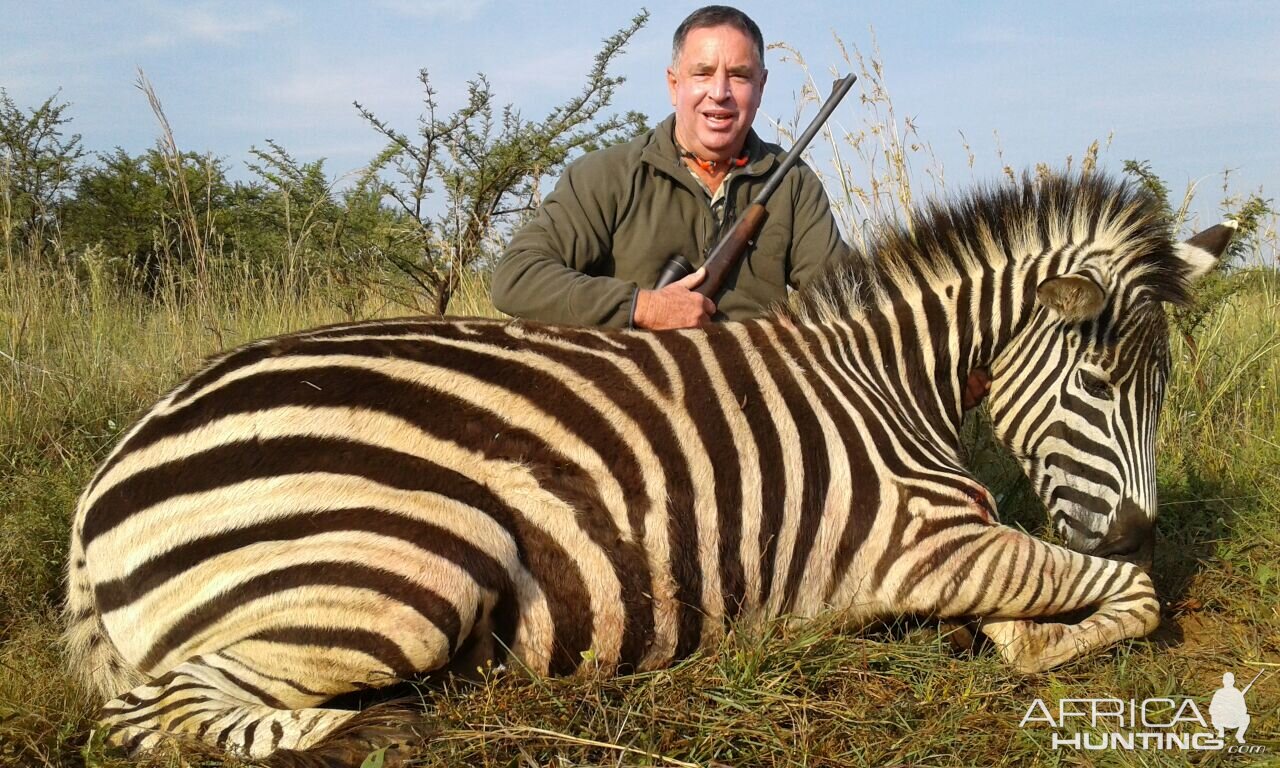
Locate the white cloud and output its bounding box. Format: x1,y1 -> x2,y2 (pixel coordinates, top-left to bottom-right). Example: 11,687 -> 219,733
489,47 -> 594,92
956,23 -> 1031,48
270,65 -> 428,113
0,46 -> 54,71
373,0 -> 491,22
140,2 -> 294,47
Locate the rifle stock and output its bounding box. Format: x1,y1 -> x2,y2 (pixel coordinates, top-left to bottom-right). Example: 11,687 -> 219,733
696,203 -> 766,297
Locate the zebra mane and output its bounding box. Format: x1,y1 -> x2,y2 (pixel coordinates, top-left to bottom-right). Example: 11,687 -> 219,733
791,172 -> 1195,323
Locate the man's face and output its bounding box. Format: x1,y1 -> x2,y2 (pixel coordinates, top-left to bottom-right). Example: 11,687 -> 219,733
667,24 -> 767,162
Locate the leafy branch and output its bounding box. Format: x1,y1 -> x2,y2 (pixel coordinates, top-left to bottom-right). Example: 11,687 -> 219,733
354,11 -> 650,315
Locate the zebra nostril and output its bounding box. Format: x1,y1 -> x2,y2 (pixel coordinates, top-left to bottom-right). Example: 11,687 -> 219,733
1102,539 -> 1154,573
1091,500 -> 1155,571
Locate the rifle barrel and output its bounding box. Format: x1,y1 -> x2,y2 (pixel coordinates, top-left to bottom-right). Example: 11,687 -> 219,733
1240,669 -> 1266,695
751,73 -> 857,206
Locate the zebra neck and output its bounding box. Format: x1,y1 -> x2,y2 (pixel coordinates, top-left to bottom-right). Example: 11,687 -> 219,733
819,258 -> 1030,446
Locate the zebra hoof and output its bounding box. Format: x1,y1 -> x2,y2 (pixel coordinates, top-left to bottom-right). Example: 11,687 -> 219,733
266,743 -> 412,768
940,620 -> 980,653
982,618 -> 1076,674
266,709 -> 421,767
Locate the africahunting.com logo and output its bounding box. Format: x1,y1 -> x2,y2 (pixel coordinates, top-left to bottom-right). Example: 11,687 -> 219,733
1020,670 -> 1270,755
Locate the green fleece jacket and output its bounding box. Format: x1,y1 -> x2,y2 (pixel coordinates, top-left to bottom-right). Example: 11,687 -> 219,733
491,114 -> 849,327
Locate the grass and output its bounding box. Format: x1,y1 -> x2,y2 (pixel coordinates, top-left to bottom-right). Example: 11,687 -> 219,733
3,43 -> 1279,766
1,251 -> 1278,767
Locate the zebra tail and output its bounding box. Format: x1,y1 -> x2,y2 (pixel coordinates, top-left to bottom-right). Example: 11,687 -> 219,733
62,520 -> 144,701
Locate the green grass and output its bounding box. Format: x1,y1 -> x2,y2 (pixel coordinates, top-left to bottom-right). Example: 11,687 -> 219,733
1,257 -> 1278,767
6,32 -> 1278,767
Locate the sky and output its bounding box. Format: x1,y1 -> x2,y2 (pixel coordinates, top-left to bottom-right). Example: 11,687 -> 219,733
3,1 -> 1277,233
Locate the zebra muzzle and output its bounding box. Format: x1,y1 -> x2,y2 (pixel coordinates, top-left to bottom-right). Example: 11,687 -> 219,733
1090,499 -> 1155,572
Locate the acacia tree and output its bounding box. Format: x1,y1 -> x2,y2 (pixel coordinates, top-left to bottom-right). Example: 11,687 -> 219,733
242,140 -> 405,280
1122,159 -> 1275,381
244,140 -> 346,266
356,11 -> 650,315
0,89 -> 84,263
61,149 -> 170,275
61,148 -> 234,288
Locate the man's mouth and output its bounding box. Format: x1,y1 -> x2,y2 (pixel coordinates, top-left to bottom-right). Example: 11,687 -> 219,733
701,111 -> 735,128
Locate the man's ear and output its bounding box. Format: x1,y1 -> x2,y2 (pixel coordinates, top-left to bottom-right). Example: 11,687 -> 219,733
1175,221 -> 1235,282
667,67 -> 679,106
1036,273 -> 1106,322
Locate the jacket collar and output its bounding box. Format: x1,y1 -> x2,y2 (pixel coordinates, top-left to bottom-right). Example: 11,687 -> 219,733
641,114 -> 778,186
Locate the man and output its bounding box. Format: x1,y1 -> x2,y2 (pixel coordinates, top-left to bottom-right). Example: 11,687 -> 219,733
491,5 -> 848,329
1209,672 -> 1251,744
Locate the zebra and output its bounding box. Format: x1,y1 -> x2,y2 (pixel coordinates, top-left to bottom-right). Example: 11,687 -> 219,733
63,173 -> 1231,762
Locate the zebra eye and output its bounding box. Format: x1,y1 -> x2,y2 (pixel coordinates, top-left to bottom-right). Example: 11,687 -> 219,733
1078,370 -> 1112,399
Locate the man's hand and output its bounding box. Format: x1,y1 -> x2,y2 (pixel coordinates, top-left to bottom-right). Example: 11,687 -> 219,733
633,267 -> 716,330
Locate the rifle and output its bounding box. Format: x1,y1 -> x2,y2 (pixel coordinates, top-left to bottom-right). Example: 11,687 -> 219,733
653,73 -> 857,296
1240,669 -> 1266,696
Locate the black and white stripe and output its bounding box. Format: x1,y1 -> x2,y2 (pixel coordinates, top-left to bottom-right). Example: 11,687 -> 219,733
63,173 -> 1230,760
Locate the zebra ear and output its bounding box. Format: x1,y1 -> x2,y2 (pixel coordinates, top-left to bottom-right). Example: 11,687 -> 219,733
1175,221 -> 1235,282
1036,274 -> 1106,322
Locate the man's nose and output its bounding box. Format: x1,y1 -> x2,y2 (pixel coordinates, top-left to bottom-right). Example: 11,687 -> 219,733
706,71 -> 730,100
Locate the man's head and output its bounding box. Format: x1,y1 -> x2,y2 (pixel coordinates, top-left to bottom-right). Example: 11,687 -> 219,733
667,6 -> 767,164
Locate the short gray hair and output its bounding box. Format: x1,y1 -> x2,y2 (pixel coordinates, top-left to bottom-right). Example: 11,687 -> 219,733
671,6 -> 765,67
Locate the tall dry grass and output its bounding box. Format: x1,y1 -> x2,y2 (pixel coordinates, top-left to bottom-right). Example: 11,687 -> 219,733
2,42 -> 1277,768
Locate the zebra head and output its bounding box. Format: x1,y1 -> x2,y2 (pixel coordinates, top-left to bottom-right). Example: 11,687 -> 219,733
985,220 -> 1234,569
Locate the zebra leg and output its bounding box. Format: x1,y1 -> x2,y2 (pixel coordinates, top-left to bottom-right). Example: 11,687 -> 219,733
101,656 -> 354,757
900,524 -> 1160,673
99,650 -> 413,760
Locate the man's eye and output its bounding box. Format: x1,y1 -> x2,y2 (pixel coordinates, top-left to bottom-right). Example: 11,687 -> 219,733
1079,370 -> 1111,399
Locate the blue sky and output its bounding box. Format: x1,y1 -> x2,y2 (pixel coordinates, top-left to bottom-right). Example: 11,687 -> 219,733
3,1 -> 1276,231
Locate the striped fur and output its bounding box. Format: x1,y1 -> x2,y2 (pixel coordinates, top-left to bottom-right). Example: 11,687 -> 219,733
64,173 -> 1228,760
